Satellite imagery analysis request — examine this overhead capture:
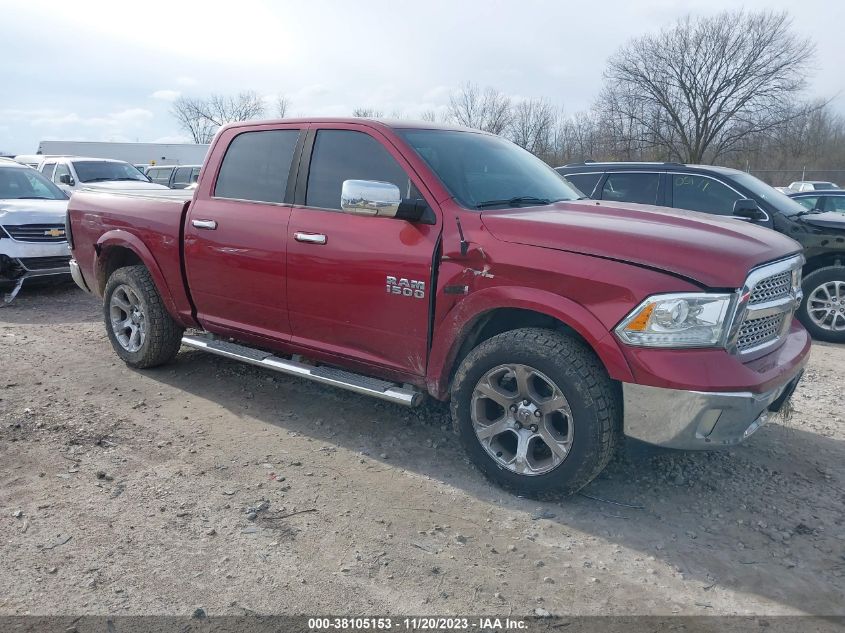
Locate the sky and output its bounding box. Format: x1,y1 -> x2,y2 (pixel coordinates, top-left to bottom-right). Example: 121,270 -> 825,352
1,0 -> 843,155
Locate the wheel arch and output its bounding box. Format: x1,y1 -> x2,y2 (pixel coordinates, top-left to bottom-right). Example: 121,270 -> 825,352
95,230 -> 180,320
426,287 -> 634,399
804,252 -> 844,276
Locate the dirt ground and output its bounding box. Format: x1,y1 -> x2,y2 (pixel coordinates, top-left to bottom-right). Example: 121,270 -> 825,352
1,283 -> 843,617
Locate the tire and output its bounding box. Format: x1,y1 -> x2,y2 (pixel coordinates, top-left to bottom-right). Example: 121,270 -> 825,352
797,266 -> 845,343
450,328 -> 621,498
103,265 -> 183,368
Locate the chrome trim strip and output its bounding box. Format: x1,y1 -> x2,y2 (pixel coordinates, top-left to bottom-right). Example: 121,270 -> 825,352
69,259 -> 91,293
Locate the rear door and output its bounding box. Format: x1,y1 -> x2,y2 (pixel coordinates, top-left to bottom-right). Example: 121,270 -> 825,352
286,124 -> 440,375
184,124 -> 304,342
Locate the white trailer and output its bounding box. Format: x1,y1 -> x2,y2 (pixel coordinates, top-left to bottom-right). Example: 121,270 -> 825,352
36,141 -> 209,166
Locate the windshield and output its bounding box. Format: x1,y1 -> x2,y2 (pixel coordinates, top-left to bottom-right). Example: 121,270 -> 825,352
72,160 -> 149,183
731,173 -> 808,217
0,166 -> 68,200
811,182 -> 839,190
397,129 -> 581,209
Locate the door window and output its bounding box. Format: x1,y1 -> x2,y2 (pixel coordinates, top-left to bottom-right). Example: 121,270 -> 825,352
601,172 -> 660,205
794,196 -> 819,210
53,163 -> 71,184
40,162 -> 56,179
148,167 -> 173,185
305,130 -> 417,211
563,172 -> 602,197
672,174 -> 742,215
825,196 -> 845,213
214,129 -> 300,203
172,167 -> 192,187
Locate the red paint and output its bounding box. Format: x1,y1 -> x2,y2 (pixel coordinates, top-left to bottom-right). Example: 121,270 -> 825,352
68,118 -> 809,401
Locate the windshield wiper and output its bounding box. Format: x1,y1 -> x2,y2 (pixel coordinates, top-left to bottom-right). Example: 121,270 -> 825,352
16,196 -> 52,200
476,196 -> 552,209
81,177 -> 116,183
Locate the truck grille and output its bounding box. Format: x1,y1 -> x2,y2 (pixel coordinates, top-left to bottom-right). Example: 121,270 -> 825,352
748,270 -> 792,305
736,313 -> 786,351
731,257 -> 802,357
19,256 -> 71,271
1,224 -> 67,243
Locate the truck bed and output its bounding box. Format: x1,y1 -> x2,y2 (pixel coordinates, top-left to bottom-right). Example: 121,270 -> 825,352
67,189 -> 196,326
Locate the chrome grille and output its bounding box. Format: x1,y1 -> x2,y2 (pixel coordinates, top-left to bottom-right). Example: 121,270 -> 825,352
2,224 -> 67,243
748,270 -> 791,305
736,313 -> 786,352
730,256 -> 803,358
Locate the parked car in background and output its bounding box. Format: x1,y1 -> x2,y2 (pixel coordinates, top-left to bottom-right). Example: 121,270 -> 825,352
774,186 -> 792,194
557,162 -> 845,342
12,154 -> 43,168
788,190 -> 845,214
45,157 -> 169,194
0,160 -> 71,304
134,164 -> 152,175
67,118 -> 809,497
146,164 -> 201,189
788,180 -> 840,192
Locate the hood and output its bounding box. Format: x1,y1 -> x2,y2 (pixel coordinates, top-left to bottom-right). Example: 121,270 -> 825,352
798,212 -> 845,231
79,180 -> 169,191
0,199 -> 69,226
481,200 -> 802,288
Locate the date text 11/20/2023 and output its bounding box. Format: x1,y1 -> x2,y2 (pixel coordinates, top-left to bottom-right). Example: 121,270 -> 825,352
308,617 -> 529,630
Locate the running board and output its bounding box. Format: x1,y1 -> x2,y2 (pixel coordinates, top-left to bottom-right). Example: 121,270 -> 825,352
180,334 -> 423,407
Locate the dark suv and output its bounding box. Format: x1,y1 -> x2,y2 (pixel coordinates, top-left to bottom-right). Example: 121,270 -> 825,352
556,162 -> 845,343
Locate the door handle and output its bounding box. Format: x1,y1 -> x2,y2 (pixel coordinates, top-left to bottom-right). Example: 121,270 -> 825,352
192,219 -> 217,230
294,232 -> 327,245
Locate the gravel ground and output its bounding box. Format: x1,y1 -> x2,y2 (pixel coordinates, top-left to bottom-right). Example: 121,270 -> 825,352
0,283 -> 843,616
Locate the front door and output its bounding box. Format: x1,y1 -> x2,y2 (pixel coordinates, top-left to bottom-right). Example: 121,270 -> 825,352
184,125 -> 302,342
286,126 -> 439,375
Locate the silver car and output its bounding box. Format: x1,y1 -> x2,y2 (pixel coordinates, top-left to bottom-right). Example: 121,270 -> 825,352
0,161 -> 71,304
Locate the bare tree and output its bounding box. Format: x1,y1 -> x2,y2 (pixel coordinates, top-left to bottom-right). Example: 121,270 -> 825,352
351,107 -> 384,118
447,82 -> 512,134
275,96 -> 290,119
508,99 -> 558,158
171,91 -> 266,143
420,109 -> 438,123
600,10 -> 815,163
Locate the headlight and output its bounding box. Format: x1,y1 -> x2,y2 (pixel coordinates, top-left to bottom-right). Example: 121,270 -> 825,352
615,293 -> 734,348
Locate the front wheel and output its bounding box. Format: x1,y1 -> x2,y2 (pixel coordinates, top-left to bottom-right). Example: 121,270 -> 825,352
103,265 -> 183,368
450,328 -> 621,498
798,266 -> 845,343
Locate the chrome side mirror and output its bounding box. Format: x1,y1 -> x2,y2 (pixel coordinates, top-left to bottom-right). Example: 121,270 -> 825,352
340,180 -> 401,218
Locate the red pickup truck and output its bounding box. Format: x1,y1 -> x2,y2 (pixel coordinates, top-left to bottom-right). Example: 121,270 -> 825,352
66,118 -> 810,497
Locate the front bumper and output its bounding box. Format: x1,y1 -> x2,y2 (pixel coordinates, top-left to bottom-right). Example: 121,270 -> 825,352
623,366 -> 804,449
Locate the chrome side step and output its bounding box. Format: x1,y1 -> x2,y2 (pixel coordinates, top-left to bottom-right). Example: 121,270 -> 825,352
180,334 -> 423,407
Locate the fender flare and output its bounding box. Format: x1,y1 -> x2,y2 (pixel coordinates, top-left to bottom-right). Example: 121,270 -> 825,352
426,286 -> 634,398
94,230 -> 180,319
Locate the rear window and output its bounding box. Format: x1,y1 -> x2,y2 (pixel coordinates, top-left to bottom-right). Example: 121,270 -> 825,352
214,130 -> 299,203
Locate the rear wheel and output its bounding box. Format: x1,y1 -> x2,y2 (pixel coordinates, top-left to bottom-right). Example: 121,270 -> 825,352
798,266 -> 845,343
450,328 -> 621,498
103,265 -> 183,368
